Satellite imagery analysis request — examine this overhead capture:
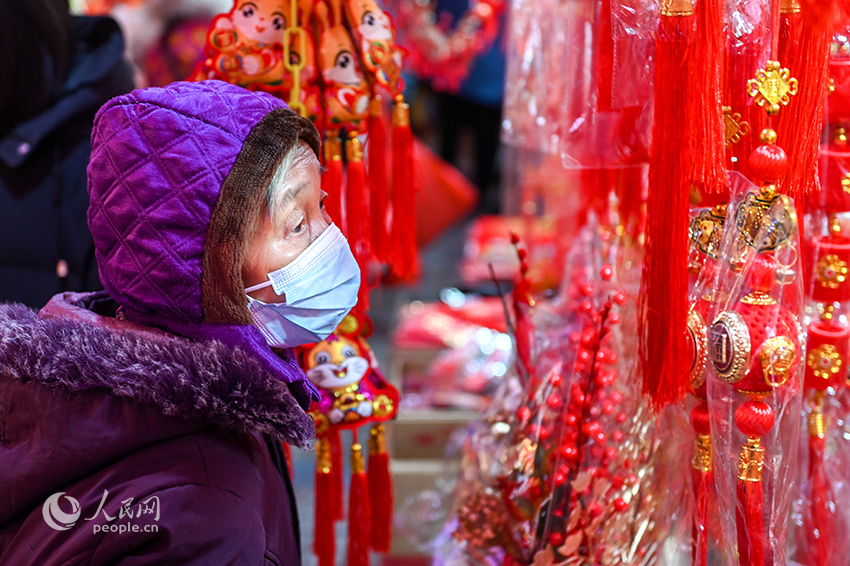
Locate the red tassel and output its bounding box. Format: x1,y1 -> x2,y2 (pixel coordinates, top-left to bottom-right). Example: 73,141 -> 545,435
330,430 -> 345,522
323,132 -> 345,230
368,96 -> 390,263
725,17 -> 768,179
736,438 -> 765,566
737,478 -> 764,566
348,432 -> 371,566
775,10 -> 830,200
804,398 -> 833,566
691,402 -> 712,566
689,0 -> 728,194
389,96 -> 419,281
347,134 -> 372,312
692,467 -> 712,566
596,0 -> 615,112
314,437 -> 336,566
368,424 -> 393,552
639,8 -> 694,408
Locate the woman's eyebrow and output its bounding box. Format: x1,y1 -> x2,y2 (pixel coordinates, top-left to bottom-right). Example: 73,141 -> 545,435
279,180 -> 310,208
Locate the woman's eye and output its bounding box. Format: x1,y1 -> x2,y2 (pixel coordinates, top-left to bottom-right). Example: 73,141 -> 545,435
273,16 -> 284,29
242,6 -> 254,17
292,220 -> 304,234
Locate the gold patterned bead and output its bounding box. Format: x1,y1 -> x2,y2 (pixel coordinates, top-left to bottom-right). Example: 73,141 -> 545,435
693,434 -> 712,472
738,437 -> 765,482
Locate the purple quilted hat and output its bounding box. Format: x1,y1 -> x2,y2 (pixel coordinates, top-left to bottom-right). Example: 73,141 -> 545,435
87,80 -> 321,407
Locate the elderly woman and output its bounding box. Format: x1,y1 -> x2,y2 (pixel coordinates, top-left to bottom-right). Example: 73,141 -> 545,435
0,81 -> 358,565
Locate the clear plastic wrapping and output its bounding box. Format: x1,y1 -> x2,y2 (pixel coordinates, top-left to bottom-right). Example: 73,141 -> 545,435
705,180 -> 805,566
501,0 -> 654,167
438,222 -> 678,566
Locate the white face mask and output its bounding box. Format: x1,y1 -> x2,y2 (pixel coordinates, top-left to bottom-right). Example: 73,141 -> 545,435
245,223 -> 360,348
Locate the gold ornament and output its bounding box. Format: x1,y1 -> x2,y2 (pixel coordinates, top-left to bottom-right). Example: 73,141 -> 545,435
688,310 -> 708,389
660,0 -> 695,16
723,107 -> 749,145
747,61 -> 798,116
841,173 -> 850,195
808,391 -> 826,438
760,335 -> 796,387
338,314 -> 360,335
734,189 -> 796,252
689,206 -> 726,259
807,344 -> 843,381
741,291 -> 777,306
780,0 -> 801,13
693,433 -> 712,473
738,437 -> 765,482
710,311 -> 752,383
815,254 -> 849,289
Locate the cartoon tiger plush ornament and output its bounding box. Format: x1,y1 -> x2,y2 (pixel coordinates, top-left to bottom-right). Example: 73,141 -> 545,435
299,314 -> 397,435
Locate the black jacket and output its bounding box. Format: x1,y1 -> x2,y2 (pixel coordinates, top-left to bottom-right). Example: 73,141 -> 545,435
0,16 -> 134,308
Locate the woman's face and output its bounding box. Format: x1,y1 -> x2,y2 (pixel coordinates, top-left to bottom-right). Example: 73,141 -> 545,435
243,143 -> 330,304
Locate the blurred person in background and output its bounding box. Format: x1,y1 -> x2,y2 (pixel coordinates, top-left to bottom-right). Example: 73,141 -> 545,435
435,0 -> 506,215
0,0 -> 134,307
91,0 -> 230,86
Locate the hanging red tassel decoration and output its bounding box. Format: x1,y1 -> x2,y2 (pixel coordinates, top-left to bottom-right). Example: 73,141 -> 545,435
368,424 -> 393,552
690,401 -> 712,566
639,0 -> 695,407
314,436 -> 336,566
330,429 -> 345,522
801,222 -> 850,562
725,13 -> 768,179
596,0 -> 615,113
348,432 -> 372,566
734,400 -> 774,566
776,2 -> 831,201
805,392 -> 832,566
347,133 -> 372,312
323,131 -> 345,230
389,95 -> 419,281
368,96 -> 391,263
689,0 -> 728,194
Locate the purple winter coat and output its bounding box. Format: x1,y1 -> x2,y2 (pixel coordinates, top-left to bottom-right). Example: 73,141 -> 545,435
0,81 -> 324,565
0,293 -> 308,565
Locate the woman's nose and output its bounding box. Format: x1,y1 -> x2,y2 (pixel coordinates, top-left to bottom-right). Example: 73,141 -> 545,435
310,216 -> 331,244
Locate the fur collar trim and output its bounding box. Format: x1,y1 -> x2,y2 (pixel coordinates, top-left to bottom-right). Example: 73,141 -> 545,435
0,298 -> 315,448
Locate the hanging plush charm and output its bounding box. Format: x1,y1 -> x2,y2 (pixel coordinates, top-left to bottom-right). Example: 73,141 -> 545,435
189,0 -> 289,93
344,0 -> 404,94
315,0 -> 371,130
298,311 -> 399,566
